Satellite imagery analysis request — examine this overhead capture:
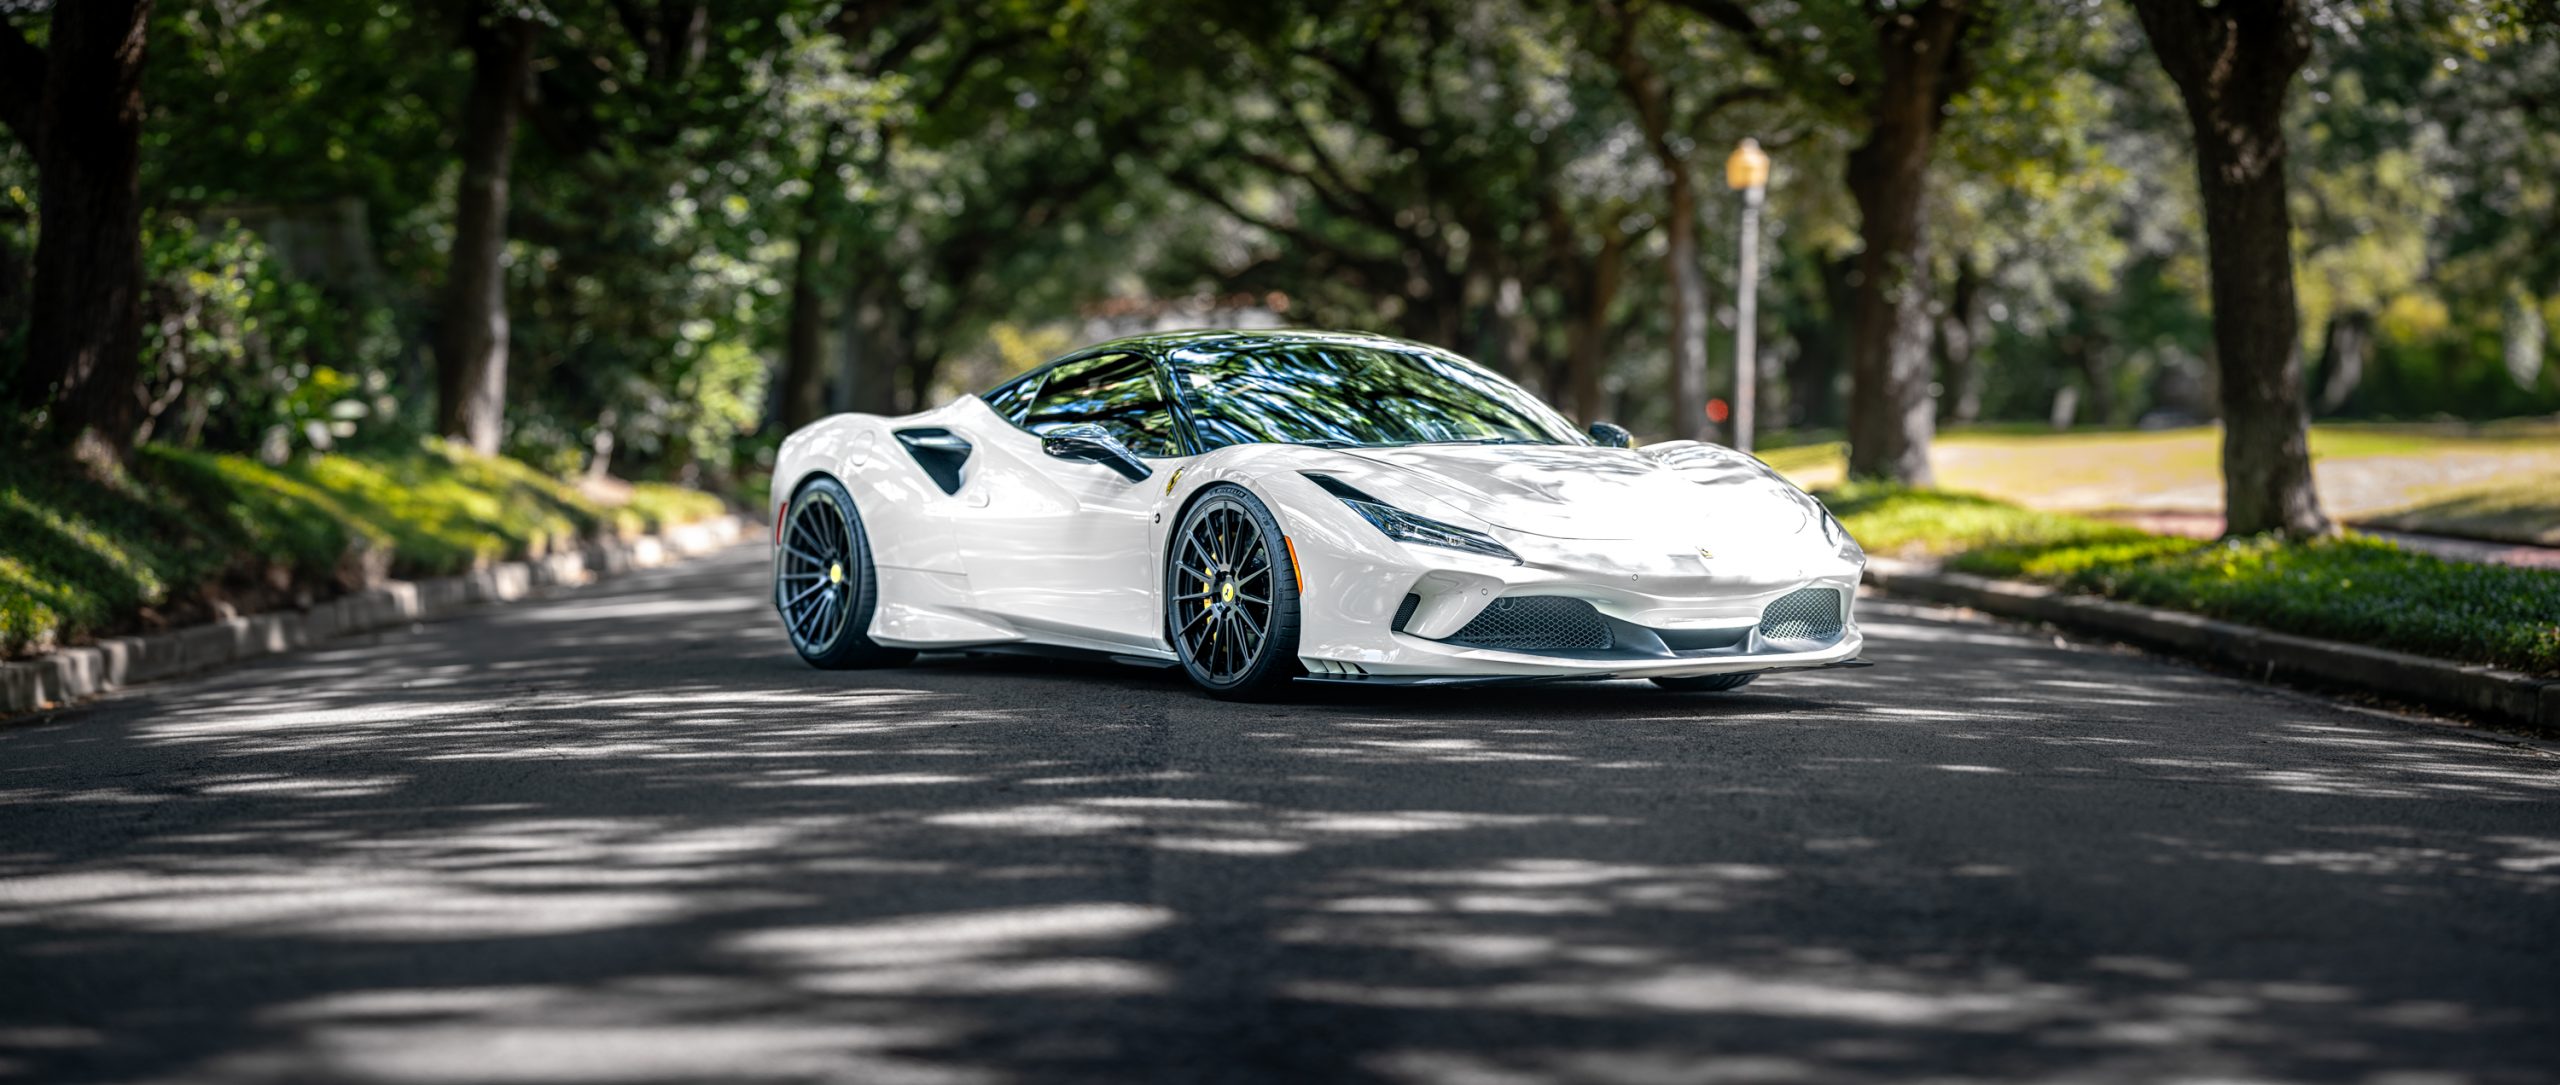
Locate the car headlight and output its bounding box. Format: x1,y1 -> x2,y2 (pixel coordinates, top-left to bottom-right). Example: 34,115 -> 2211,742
1301,473 -> 1520,563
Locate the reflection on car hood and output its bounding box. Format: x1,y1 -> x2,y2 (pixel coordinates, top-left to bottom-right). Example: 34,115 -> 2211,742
1326,442 -> 1810,543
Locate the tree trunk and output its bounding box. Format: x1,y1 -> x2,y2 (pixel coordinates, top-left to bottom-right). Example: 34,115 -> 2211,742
778,134 -> 842,432
1936,258 -> 1985,425
1785,252 -> 1854,430
842,277 -> 903,415
14,0 -> 151,465
434,12 -> 536,456
2054,280 -> 2113,426
779,220 -> 833,431
1605,2 -> 1708,441
2131,0 -> 2328,536
1565,231 -> 1627,424
1841,1 -> 1971,484
2314,309 -> 2370,414
1663,168 -> 1710,441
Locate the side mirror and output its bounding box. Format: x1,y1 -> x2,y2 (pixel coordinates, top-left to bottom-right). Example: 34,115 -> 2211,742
1587,422 -> 1634,449
1040,423 -> 1153,482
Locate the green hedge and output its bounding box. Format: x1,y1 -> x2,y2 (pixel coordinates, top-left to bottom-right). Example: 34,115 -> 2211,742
0,440 -> 726,658
1823,484 -> 2560,677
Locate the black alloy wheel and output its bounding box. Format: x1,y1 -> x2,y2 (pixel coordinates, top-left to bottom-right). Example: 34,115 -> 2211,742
1167,484 -> 1303,699
775,476 -> 913,669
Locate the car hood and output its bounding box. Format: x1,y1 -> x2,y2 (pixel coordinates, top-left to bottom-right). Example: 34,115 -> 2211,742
1322,441 -> 1814,543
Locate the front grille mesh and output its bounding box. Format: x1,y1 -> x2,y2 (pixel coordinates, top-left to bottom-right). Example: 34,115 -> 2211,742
1759,587 -> 1844,643
1444,596 -> 1613,652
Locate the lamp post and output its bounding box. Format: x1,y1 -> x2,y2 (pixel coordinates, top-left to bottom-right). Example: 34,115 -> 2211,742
1725,138 -> 1769,454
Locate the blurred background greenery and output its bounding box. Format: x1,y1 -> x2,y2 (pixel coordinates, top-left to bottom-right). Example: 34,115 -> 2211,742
8,0 -> 2555,481
2,0 -> 2555,662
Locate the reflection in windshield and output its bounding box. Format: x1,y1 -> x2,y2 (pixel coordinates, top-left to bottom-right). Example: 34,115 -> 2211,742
1171,338 -> 1586,451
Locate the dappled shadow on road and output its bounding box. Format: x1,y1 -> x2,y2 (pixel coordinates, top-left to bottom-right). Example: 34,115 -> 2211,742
2,547 -> 2556,1083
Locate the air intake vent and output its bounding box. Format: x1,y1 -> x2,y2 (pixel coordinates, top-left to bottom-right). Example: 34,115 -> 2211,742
894,428 -> 972,494
1759,587 -> 1844,643
1444,596 -> 1612,652
1393,594 -> 1421,631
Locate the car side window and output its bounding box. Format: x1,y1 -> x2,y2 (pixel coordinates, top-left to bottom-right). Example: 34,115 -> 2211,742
1019,352 -> 1181,457
981,369 -> 1044,423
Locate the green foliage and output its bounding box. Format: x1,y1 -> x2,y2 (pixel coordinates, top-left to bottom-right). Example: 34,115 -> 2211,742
6,0 -> 2555,485
0,441 -> 726,659
136,217 -> 406,457
1825,485 -> 2560,676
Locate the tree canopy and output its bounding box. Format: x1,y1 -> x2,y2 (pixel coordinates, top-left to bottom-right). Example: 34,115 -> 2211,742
1,0 -> 2553,516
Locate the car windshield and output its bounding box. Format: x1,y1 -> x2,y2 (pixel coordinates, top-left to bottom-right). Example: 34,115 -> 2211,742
1168,339 -> 1586,451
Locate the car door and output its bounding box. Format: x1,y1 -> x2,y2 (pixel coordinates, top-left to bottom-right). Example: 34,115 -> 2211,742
953,351 -> 1185,650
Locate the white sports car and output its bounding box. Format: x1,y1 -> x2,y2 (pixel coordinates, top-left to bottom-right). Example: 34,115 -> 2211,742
769,330 -> 1866,699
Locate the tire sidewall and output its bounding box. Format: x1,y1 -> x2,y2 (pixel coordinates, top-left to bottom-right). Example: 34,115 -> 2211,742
1167,484 -> 1302,698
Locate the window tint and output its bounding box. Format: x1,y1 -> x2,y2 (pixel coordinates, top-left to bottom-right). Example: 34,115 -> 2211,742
981,370 -> 1043,422
1019,352 -> 1182,457
1170,339 -> 1584,450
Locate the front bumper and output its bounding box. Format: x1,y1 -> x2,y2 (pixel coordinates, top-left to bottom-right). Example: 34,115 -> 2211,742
1272,497 -> 1865,682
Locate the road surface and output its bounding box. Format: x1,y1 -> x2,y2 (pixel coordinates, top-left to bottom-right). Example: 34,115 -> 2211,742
4,544 -> 2556,1084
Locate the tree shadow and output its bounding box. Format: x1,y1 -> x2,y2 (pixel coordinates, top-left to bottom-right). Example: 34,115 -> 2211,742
2,548 -> 2556,1083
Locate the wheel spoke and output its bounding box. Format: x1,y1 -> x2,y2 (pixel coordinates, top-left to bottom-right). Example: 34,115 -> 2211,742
789,516 -> 825,553
782,580 -> 828,609
789,594 -> 826,639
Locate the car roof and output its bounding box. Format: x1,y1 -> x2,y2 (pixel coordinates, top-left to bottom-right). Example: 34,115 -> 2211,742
1074,327 -> 1444,360
979,327 -> 1466,405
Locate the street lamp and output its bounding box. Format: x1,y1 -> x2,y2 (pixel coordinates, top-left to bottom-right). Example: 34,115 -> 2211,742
1725,137 -> 1769,454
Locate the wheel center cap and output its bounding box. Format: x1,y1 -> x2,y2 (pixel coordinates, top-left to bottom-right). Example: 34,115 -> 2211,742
828,562 -> 844,585
1219,581 -> 1236,604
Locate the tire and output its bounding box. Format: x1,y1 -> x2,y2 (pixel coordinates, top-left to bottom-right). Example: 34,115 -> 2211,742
1166,484 -> 1303,700
775,476 -> 914,670
1650,673 -> 1759,693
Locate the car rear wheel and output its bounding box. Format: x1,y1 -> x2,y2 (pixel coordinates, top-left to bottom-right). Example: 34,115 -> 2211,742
1167,484 -> 1302,700
776,476 -> 914,670
1650,673 -> 1758,692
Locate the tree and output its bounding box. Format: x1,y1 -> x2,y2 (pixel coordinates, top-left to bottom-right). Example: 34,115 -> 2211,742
2127,0 -> 2328,536
434,5 -> 537,456
1601,0 -> 1715,443
1661,0 -> 1980,483
1,0 -> 153,466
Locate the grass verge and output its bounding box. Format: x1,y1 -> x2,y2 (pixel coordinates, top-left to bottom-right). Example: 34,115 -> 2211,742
2361,469 -> 2560,546
1824,484 -> 2560,677
0,440 -> 728,658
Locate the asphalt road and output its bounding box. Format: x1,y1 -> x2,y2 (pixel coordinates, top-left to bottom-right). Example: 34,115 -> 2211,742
4,545 -> 2558,1085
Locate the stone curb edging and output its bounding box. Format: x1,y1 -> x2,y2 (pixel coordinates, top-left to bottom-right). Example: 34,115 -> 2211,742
1863,557 -> 2560,732
0,514 -> 752,717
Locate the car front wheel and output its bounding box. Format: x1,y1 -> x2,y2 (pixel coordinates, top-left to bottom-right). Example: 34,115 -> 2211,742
1166,484 -> 1303,700
775,476 -> 914,670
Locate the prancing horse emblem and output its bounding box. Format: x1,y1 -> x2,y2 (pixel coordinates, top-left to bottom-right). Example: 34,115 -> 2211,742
1697,548 -> 1715,562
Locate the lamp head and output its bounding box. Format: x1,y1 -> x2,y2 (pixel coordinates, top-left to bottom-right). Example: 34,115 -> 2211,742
1726,137 -> 1770,192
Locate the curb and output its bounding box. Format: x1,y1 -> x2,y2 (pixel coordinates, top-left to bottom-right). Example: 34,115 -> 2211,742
1862,557 -> 2560,732
0,514 -> 751,717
